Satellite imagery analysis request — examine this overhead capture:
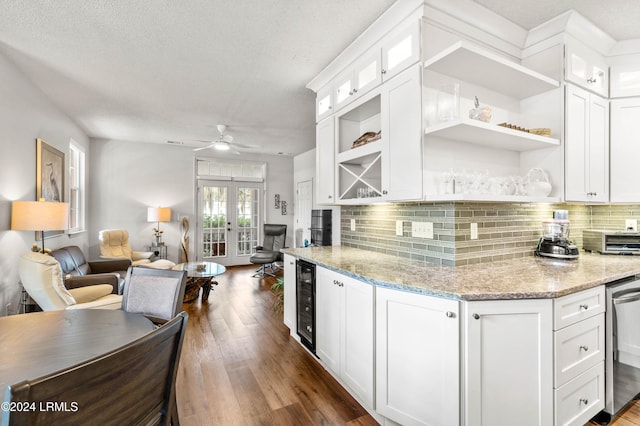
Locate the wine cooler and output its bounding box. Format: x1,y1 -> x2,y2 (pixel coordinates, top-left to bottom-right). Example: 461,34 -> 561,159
296,259 -> 315,352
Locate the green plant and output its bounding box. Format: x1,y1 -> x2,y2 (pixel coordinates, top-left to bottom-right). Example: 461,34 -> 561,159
271,277 -> 284,314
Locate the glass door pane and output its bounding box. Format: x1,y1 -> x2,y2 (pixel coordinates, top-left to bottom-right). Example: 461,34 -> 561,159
236,187 -> 259,256
202,185 -> 227,259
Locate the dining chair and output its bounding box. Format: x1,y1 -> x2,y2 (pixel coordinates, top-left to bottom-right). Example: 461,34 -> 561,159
121,266 -> 187,324
3,312 -> 188,426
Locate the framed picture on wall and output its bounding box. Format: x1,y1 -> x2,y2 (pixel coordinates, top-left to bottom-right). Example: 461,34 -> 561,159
36,138 -> 65,239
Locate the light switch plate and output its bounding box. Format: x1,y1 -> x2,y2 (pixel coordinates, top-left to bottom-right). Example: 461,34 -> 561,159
470,223 -> 478,240
626,219 -> 638,232
412,221 -> 433,239
396,220 -> 403,236
350,218 -> 356,231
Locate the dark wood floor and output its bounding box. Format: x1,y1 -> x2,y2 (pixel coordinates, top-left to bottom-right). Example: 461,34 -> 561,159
175,265 -> 377,425
174,265 -> 640,426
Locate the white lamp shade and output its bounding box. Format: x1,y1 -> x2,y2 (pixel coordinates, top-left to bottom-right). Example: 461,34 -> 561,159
147,207 -> 171,222
11,201 -> 69,231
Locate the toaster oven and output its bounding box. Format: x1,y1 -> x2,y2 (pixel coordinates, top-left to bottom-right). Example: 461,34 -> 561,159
583,230 -> 640,255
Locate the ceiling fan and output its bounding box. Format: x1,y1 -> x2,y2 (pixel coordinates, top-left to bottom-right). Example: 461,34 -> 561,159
191,125 -> 256,154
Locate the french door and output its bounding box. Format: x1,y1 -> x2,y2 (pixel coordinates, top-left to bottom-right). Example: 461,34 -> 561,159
197,180 -> 262,266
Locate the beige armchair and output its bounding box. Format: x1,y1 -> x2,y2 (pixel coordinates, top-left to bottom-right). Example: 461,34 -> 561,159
18,252 -> 122,311
99,229 -> 175,269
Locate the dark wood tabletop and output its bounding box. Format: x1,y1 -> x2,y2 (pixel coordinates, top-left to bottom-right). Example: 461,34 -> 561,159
0,309 -> 155,390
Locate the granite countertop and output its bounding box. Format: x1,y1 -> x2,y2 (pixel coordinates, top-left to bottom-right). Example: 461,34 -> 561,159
281,246 -> 640,300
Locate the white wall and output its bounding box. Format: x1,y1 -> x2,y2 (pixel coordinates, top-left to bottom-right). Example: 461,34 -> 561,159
0,51 -> 91,315
293,148 -> 340,248
88,139 -> 294,263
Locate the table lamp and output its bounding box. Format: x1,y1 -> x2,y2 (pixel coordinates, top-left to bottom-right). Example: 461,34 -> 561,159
11,200 -> 69,253
148,207 -> 171,246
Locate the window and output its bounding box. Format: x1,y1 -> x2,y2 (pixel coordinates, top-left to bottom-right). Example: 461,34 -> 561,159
68,141 -> 85,233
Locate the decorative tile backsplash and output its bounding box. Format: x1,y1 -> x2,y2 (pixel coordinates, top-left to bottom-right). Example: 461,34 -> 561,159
341,202 -> 640,266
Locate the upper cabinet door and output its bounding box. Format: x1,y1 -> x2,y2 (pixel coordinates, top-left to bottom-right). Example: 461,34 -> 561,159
381,20 -> 420,82
565,84 -> 609,203
316,85 -> 333,122
565,40 -> 608,97
611,98 -> 640,202
353,48 -> 382,98
611,63 -> 640,98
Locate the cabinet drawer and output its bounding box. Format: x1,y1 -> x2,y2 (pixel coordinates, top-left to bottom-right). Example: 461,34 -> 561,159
554,286 -> 605,330
554,313 -> 604,386
554,362 -> 604,426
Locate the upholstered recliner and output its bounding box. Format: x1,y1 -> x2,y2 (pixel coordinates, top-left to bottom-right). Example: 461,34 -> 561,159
250,224 -> 287,277
99,229 -> 175,269
50,245 -> 130,294
18,252 -> 122,311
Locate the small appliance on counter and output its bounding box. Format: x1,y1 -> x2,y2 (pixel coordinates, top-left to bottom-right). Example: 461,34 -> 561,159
583,229 -> 640,255
535,210 -> 579,259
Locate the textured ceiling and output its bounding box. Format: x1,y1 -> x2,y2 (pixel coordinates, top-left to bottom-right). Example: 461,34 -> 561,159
0,0 -> 395,155
1,1 -> 639,156
473,0 -> 640,41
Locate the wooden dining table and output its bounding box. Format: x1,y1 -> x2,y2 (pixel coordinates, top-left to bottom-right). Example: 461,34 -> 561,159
0,309 -> 156,392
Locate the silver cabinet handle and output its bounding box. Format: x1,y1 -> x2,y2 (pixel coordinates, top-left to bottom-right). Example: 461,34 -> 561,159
580,345 -> 589,351
445,311 -> 455,318
328,195 -> 332,199
580,398 -> 589,405
381,69 -> 387,74
472,313 -> 480,320
579,304 -> 589,310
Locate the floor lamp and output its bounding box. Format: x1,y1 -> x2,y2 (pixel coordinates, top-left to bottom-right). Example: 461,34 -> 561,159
11,200 -> 69,253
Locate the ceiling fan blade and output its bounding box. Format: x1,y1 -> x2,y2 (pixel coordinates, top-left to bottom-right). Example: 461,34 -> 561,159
223,134 -> 233,143
230,148 -> 241,155
233,142 -> 259,149
193,145 -> 213,152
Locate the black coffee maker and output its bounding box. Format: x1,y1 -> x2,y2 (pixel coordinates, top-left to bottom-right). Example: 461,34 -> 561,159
535,210 -> 579,259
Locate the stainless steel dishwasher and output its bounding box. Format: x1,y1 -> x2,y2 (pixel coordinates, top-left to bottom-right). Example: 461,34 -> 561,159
604,277 -> 640,418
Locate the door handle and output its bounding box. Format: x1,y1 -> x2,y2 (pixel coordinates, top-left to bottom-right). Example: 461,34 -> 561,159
613,291 -> 640,305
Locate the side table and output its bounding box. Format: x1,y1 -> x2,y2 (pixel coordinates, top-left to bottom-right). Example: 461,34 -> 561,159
147,244 -> 167,260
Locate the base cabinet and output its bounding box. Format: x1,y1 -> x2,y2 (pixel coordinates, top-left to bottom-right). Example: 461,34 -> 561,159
316,267 -> 374,407
283,254 -> 296,333
463,299 -> 554,426
376,287 -> 459,426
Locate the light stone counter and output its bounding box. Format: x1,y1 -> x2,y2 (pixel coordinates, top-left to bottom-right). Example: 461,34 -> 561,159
282,246 -> 640,300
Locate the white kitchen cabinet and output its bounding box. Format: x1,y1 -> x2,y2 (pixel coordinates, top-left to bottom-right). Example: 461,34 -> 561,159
283,254 -> 296,334
611,98 -> 640,202
316,267 -> 374,407
376,287 -> 459,426
334,48 -> 382,113
336,64 -> 422,203
565,39 -> 608,98
611,63 -> 640,98
565,84 -> 609,202
381,19 -> 421,83
315,116 -> 335,205
553,287 -> 605,425
463,299 -> 553,426
316,85 -> 334,122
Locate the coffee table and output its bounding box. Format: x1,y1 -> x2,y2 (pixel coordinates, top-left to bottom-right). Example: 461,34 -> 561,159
173,261 -> 226,302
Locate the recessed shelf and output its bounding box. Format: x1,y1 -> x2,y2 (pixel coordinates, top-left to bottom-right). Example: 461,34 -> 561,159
425,119 -> 560,151
337,140 -> 383,163
423,40 -> 560,99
